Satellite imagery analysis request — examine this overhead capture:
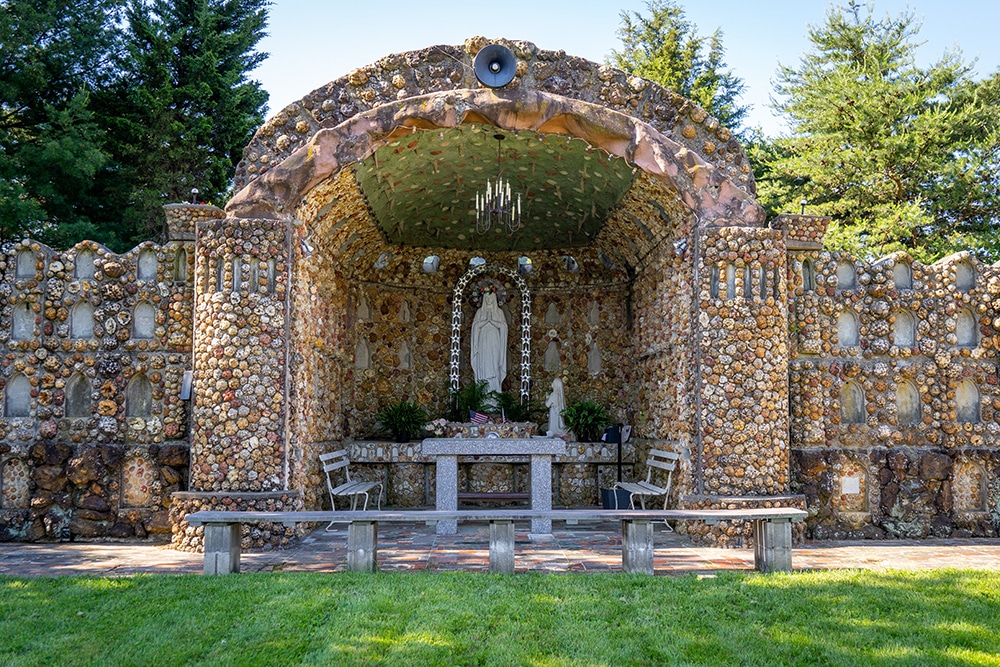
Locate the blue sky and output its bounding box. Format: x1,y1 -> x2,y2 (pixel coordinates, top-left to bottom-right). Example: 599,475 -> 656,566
255,1 -> 1000,137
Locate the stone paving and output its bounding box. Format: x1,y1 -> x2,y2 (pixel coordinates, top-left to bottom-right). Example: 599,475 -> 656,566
0,521 -> 998,577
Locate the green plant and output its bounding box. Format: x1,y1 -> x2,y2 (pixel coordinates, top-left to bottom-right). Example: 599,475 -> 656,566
376,401 -> 427,440
561,400 -> 610,442
448,380 -> 497,422
493,392 -> 545,423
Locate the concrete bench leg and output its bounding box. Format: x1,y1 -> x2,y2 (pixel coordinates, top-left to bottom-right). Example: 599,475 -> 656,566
754,518 -> 793,573
203,523 -> 241,575
490,520 -> 515,574
348,521 -> 378,573
621,519 -> 654,575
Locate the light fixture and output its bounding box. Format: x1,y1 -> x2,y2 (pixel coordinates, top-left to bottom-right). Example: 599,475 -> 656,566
800,198 -> 807,215
475,134 -> 522,236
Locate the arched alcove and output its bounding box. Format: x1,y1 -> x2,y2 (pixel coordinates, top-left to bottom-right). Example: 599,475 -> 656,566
65,373 -> 92,418
11,302 -> 33,340
173,247 -> 188,281
837,310 -> 859,347
896,380 -> 921,424
802,259 -> 815,292
956,380 -> 980,423
956,309 -> 978,348
955,261 -> 975,292
836,261 -> 856,291
76,250 -> 96,280
137,250 -> 158,281
71,301 -> 95,339
840,381 -> 865,424
893,310 -> 916,347
133,302 -> 156,339
126,374 -> 153,418
15,251 -> 35,279
893,262 -> 912,290
5,374 -> 32,417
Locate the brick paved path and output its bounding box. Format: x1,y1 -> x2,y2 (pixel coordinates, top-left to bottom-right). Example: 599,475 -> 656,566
1,522 -> 997,577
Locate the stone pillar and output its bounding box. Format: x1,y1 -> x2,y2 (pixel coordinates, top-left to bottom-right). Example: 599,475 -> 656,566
681,226 -> 805,546
170,214 -> 301,550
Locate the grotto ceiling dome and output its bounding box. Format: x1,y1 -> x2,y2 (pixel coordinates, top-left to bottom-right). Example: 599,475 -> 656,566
227,38 -> 764,262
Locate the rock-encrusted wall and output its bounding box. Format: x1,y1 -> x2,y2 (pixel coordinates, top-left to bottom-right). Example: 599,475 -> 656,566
695,227 -> 790,496
787,232 -> 1000,538
234,38 -> 753,197
0,209 -> 196,540
189,216 -> 289,493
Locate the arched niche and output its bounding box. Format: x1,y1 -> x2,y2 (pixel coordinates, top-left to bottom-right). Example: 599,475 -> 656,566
137,250 -> 158,281
15,250 -> 35,279
65,373 -> 92,419
896,380 -> 921,424
134,302 -> 156,339
840,381 -> 865,424
956,380 -> 980,423
893,262 -> 912,290
5,374 -> 32,417
71,301 -> 95,339
893,310 -> 915,347
837,310 -> 859,347
449,262 -> 531,402
11,302 -> 33,340
76,250 -> 96,280
956,309 -> 978,348
173,247 -> 188,281
955,261 -> 975,292
802,259 -> 815,292
1,458 -> 31,509
126,374 -> 153,418
836,261 -> 856,291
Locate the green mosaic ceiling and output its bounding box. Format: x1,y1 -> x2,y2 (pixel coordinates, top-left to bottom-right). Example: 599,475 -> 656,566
354,125 -> 636,251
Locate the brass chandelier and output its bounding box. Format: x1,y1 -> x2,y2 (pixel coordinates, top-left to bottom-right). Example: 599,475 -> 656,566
475,133 -> 522,236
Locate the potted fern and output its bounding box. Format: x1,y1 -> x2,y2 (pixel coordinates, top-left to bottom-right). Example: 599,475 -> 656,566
560,400 -> 609,442
377,401 -> 427,442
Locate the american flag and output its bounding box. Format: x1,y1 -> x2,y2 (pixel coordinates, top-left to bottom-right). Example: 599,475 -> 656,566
469,410 -> 489,424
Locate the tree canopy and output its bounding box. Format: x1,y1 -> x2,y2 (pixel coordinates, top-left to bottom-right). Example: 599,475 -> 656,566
0,0 -> 269,252
609,0 -> 749,135
753,1 -> 1000,263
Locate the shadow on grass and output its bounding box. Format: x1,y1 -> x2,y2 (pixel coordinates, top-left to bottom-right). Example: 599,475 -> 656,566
1,570 -> 998,666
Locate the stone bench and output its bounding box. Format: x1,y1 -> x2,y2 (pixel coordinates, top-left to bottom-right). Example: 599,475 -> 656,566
185,507 -> 807,576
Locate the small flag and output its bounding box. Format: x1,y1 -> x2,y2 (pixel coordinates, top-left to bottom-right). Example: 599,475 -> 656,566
469,410 -> 489,424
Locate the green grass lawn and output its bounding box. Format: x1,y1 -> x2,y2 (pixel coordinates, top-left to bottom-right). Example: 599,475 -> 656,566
1,570 -> 998,666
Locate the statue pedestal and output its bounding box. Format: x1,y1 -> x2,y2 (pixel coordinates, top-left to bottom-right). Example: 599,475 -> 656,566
423,438 -> 567,535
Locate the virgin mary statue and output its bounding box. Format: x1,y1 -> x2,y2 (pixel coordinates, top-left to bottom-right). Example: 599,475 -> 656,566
470,292 -> 508,394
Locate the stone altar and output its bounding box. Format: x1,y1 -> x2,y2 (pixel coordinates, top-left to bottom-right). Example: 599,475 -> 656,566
423,438 -> 567,534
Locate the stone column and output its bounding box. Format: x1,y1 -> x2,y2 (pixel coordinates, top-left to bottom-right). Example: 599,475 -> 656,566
681,226 -> 805,546
170,214 -> 301,551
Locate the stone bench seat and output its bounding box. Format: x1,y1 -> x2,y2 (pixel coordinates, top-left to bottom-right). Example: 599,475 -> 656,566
186,507 -> 806,576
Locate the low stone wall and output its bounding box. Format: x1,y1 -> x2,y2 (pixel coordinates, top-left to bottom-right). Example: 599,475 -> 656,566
169,490 -> 303,552
0,442 -> 187,541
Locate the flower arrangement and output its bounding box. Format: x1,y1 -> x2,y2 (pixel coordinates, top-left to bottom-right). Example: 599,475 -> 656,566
425,418 -> 448,436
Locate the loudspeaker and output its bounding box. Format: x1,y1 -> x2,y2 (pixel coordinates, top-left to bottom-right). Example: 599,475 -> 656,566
474,44 -> 517,88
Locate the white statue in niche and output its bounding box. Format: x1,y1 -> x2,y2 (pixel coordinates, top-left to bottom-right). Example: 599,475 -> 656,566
398,300 -> 411,323
470,291 -> 508,394
544,340 -> 561,372
587,341 -> 602,376
545,378 -> 566,437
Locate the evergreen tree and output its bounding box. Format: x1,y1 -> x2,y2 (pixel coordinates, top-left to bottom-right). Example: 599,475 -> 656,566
609,0 -> 749,134
0,0 -> 125,247
90,0 -> 270,248
756,2 -> 1000,262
